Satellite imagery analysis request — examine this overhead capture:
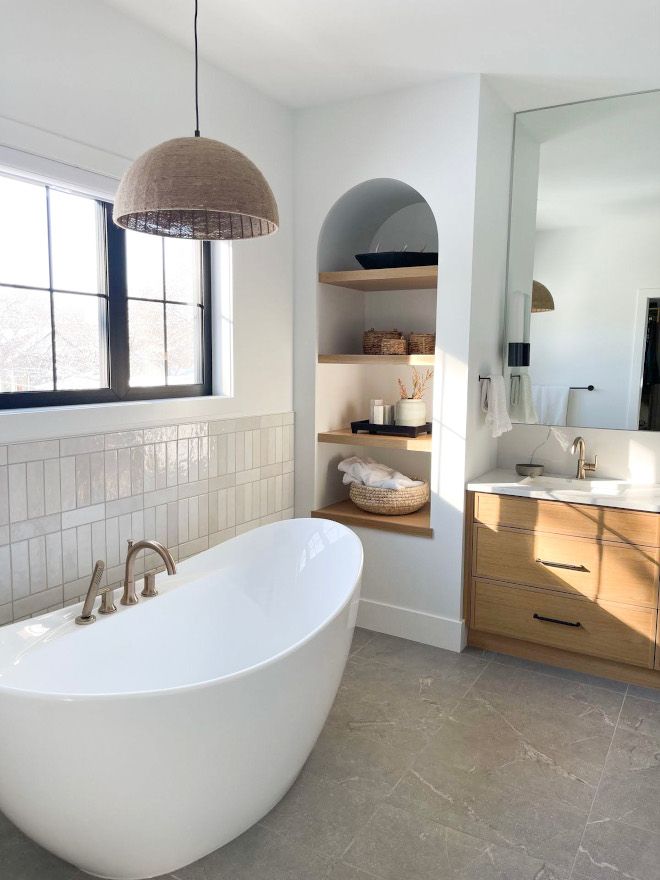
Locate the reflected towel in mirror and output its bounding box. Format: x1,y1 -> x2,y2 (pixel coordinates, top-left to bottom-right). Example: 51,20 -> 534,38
532,385 -> 569,426
510,373 -> 538,424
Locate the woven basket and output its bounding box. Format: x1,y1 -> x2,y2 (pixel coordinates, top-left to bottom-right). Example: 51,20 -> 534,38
363,328 -> 402,355
382,336 -> 409,355
409,332 -> 435,354
349,481 -> 429,515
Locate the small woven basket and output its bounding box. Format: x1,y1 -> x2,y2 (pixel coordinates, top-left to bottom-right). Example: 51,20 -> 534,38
349,481 -> 429,515
382,336 -> 409,355
409,332 -> 435,354
363,328 -> 402,355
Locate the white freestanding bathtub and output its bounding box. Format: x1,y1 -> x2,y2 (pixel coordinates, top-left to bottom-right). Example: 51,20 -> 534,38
0,518 -> 363,879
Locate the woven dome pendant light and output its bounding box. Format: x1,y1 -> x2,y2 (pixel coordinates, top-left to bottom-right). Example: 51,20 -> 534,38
113,0 -> 278,240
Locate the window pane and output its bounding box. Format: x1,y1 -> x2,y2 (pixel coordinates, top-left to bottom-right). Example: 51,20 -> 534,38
0,176 -> 49,288
126,231 -> 163,300
50,190 -> 101,293
53,293 -> 107,389
164,238 -> 200,303
166,304 -> 201,385
129,300 -> 165,386
0,286 -> 53,391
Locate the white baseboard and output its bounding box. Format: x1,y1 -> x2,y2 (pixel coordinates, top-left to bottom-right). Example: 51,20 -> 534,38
357,598 -> 466,653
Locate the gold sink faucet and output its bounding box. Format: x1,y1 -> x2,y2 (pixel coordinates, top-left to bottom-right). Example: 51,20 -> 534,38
121,540 -> 177,606
571,436 -> 597,480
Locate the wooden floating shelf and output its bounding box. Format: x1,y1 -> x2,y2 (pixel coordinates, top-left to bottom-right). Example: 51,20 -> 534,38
312,499 -> 433,537
318,428 -> 432,453
319,266 -> 438,291
318,354 -> 435,365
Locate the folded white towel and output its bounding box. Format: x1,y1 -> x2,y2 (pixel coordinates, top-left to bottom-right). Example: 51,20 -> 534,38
481,375 -> 512,438
532,385 -> 570,426
338,456 -> 424,490
509,373 -> 538,424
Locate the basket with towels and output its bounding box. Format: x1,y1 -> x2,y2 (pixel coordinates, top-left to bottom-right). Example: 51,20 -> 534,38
338,456 -> 429,515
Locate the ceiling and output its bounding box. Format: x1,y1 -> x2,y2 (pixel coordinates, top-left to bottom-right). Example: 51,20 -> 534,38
102,0 -> 660,110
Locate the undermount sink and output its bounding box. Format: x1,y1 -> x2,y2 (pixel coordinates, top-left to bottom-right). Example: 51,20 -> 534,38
519,476 -> 631,496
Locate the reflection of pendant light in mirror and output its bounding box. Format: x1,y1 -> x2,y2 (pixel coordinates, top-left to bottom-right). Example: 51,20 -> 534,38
531,280 -> 555,313
113,0 -> 278,240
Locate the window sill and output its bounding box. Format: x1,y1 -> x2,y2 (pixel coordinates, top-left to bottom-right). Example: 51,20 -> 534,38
0,394 -> 239,444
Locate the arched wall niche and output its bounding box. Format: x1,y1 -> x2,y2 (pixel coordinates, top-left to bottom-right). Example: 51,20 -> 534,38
314,177 -> 439,514
318,178 -> 438,273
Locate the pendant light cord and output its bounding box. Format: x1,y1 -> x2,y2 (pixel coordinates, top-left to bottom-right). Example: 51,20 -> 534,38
194,0 -> 200,137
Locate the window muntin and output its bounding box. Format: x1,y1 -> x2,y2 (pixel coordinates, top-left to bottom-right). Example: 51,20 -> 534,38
125,232 -> 203,387
0,171 -> 211,408
0,175 -> 108,394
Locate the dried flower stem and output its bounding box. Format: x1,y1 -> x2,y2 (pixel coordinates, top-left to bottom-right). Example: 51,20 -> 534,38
398,367 -> 434,399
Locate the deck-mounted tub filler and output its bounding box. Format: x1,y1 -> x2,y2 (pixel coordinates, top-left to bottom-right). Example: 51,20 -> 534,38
0,518 -> 363,879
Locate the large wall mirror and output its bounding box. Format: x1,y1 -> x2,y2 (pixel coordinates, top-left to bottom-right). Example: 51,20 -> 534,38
506,90 -> 660,430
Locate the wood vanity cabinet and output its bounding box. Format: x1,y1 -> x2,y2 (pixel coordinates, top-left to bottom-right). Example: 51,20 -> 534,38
465,492 -> 660,686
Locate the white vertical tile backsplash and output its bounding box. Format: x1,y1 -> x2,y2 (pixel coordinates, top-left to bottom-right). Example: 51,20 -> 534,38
0,412 -> 294,626
75,454 -> 91,508
44,459 -> 61,515
26,460 -> 45,520
8,464 -> 27,523
117,449 -> 131,498
60,457 -> 76,511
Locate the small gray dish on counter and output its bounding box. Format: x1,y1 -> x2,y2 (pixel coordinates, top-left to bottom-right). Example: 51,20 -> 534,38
515,463 -> 545,477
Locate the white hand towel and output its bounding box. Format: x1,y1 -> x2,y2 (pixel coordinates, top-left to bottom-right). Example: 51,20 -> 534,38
338,456 -> 423,489
532,385 -> 570,426
509,373 -> 538,424
481,375 -> 512,438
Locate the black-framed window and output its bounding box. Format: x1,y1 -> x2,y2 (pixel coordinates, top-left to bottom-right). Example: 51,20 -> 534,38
0,171 -> 212,409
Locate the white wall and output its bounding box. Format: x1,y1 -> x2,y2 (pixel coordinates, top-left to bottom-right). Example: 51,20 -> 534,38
0,0 -> 293,441
530,215 -> 660,429
465,81 -> 515,479
497,421 -> 660,484
294,76 -> 512,650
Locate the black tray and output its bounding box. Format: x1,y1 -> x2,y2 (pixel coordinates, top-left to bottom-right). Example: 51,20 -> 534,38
351,419 -> 432,438
355,251 -> 438,270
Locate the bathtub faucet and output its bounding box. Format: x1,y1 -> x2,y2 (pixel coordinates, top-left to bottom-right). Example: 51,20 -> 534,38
75,560 -> 116,625
122,540 -> 177,606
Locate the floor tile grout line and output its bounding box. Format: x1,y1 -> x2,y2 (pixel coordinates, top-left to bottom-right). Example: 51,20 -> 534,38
339,855 -> 389,880
488,656 -> 628,696
567,682 -> 629,880
461,654 -> 494,698
338,799 -> 386,866
349,631 -> 377,659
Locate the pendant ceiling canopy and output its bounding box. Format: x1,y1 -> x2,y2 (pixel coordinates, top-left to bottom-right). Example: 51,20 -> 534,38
113,0 -> 278,241
531,280 -> 555,313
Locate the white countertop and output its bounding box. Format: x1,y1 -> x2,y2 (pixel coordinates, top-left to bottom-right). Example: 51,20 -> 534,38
467,469 -> 660,513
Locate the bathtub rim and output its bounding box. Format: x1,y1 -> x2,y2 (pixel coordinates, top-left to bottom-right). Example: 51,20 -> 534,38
0,518 -> 363,703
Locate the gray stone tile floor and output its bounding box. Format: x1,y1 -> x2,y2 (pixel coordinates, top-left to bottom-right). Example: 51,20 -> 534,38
2,629 -> 660,879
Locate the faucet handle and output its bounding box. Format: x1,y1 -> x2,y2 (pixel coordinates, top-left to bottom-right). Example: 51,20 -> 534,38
141,572 -> 158,598
584,454 -> 598,474
98,586 -> 117,615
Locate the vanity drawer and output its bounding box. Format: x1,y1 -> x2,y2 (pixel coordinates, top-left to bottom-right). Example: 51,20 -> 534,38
474,492 -> 660,547
474,525 -> 659,607
472,578 -> 657,668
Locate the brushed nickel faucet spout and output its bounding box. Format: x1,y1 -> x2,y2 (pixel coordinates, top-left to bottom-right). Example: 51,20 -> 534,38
571,436 -> 597,480
122,540 -> 176,606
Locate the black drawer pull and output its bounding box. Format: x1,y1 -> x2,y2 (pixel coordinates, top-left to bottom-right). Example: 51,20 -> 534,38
536,558 -> 589,573
533,613 -> 582,628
